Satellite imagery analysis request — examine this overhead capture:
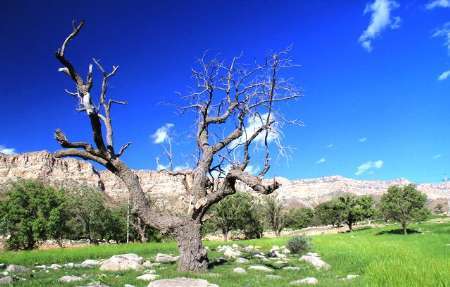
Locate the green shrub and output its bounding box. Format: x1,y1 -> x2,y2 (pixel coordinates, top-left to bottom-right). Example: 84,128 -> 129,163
287,236 -> 311,255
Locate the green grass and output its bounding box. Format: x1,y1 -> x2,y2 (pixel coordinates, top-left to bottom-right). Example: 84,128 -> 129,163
0,221 -> 449,287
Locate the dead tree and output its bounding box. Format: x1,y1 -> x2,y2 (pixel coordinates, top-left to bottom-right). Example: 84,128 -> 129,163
54,21 -> 300,272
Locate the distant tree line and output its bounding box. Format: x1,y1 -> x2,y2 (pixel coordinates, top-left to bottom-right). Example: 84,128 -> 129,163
0,180 -> 161,250
204,184 -> 431,240
0,180 -> 432,250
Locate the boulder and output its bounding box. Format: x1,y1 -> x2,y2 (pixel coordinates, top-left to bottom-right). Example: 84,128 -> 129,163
100,254 -> 144,271
80,259 -> 101,268
223,248 -> 241,259
282,266 -> 301,271
233,267 -> 246,274
266,275 -> 282,280
148,278 -> 218,287
59,275 -> 83,283
49,264 -> 62,270
235,257 -> 249,264
248,265 -> 273,272
290,277 -> 318,285
155,253 -> 179,264
6,264 -> 29,273
137,274 -> 159,281
299,253 -> 330,270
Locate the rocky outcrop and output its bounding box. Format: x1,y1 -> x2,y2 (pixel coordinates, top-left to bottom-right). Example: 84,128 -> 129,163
0,151 -> 449,210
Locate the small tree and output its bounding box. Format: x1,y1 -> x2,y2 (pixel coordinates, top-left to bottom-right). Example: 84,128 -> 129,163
285,207 -> 314,230
0,180 -> 69,250
263,195 -> 285,236
380,184 -> 429,235
335,194 -> 375,232
208,192 -> 251,240
314,200 -> 345,227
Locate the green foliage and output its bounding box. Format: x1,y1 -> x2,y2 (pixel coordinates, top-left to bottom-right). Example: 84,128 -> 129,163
314,194 -> 375,231
285,207 -> 314,229
207,192 -> 264,239
380,184 -> 430,234
287,236 -> 311,255
263,195 -> 285,236
0,180 -> 69,250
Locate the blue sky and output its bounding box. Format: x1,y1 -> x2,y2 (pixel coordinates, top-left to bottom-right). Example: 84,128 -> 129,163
1,0 -> 450,183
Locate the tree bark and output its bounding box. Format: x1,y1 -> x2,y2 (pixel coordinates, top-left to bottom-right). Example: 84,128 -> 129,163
174,221 -> 209,272
402,222 -> 407,235
348,221 -> 353,232
222,229 -> 229,241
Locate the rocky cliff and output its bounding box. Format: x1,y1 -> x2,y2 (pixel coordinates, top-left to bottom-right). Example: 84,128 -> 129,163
1,151 -> 449,210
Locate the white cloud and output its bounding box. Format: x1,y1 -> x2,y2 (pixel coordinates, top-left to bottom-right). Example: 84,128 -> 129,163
426,0 -> 450,9
151,123 -> 174,144
358,137 -> 368,143
355,160 -> 384,176
433,22 -> 450,53
174,165 -> 190,171
433,154 -> 442,159
231,113 -> 279,148
316,157 -> 326,164
0,145 -> 16,155
326,144 -> 334,149
438,70 -> 450,81
358,0 -> 400,52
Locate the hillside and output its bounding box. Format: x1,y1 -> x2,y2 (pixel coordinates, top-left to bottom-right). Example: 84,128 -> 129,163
1,151 -> 449,211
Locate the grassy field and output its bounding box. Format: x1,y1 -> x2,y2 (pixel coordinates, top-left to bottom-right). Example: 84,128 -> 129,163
0,220 -> 448,287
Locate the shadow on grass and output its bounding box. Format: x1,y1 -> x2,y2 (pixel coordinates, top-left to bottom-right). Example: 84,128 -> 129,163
208,257 -> 228,269
375,228 -> 421,235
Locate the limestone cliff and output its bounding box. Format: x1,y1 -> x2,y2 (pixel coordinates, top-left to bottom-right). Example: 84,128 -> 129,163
1,151 -> 449,210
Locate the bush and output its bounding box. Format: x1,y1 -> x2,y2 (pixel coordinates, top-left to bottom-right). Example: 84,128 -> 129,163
287,236 -> 311,255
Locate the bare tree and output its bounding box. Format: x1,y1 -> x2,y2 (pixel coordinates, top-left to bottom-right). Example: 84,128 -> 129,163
53,21 -> 300,272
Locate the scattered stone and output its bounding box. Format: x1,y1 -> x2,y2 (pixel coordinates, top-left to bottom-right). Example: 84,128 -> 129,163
59,275 -> 83,283
223,247 -> 241,259
235,257 -> 249,264
143,261 -> 153,268
154,253 -> 179,264
148,278 -> 219,287
100,254 -> 144,271
248,265 -> 273,272
49,264 -> 62,270
77,283 -> 110,287
64,263 -> 75,268
6,265 -> 29,273
266,275 -> 282,280
341,274 -> 359,280
299,253 -> 330,270
137,274 -> 159,281
233,267 -> 246,274
0,276 -> 13,285
283,266 -> 301,271
290,277 -> 318,285
35,265 -> 47,270
80,259 -> 101,268
124,285 -> 136,287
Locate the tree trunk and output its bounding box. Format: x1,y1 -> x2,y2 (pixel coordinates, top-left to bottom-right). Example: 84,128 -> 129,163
348,221 -> 353,232
174,221 -> 209,272
402,222 -> 407,235
222,229 -> 228,241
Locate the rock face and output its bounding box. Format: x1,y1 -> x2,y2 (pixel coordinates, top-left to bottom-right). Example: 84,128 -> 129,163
1,151 -> 449,211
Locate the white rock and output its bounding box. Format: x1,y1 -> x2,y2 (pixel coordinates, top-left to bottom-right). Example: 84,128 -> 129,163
100,254 -> 144,271
248,265 -> 273,272
124,285 -> 136,287
283,266 -> 301,271
223,247 -> 241,259
235,257 -> 249,264
143,261 -> 153,268
64,263 -> 75,268
233,267 -> 246,274
290,277 -> 318,285
341,274 -> 359,280
148,278 -> 219,287
49,264 -> 62,270
58,275 -> 83,283
6,265 -> 29,273
80,259 -> 101,268
266,275 -> 282,280
299,253 -> 330,270
154,253 -> 179,264
137,274 -> 159,281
